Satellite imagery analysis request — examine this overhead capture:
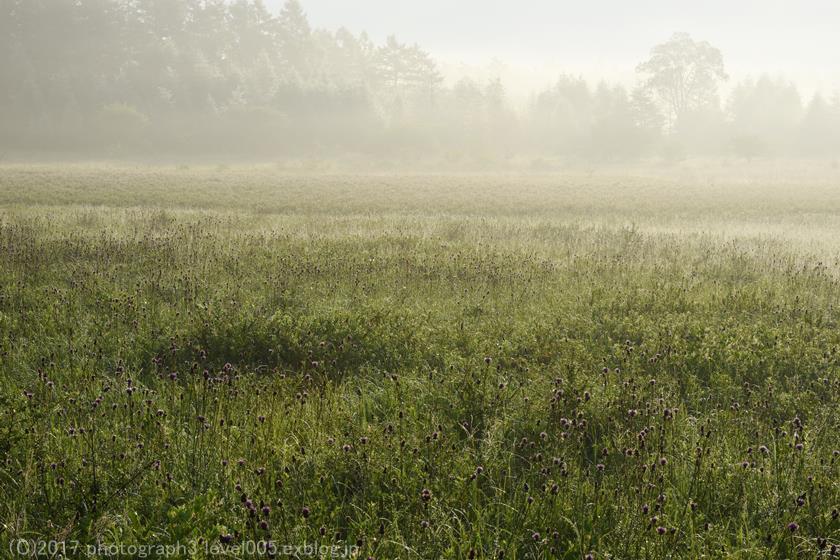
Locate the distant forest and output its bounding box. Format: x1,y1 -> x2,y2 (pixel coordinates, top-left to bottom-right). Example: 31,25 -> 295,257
2,0 -> 840,162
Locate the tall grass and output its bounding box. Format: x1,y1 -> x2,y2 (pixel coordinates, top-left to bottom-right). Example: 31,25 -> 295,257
0,165 -> 837,558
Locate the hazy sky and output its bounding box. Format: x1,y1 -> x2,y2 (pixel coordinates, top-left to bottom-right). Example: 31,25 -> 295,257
269,0 -> 840,100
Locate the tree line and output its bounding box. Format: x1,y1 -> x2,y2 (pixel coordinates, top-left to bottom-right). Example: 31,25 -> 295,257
2,0 -> 839,162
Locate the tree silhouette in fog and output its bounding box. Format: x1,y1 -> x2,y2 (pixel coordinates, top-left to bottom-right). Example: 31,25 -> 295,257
636,33 -> 728,131
1,2 -> 838,161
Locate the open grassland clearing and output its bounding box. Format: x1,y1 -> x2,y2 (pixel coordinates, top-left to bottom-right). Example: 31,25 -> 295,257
0,165 -> 838,558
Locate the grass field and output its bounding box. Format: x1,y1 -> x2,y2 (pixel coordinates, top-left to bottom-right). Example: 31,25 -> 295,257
0,164 -> 838,558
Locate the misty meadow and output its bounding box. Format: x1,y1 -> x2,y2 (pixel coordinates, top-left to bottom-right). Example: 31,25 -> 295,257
1,1 -> 840,559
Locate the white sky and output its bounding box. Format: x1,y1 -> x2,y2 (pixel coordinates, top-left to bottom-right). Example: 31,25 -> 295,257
267,0 -> 840,101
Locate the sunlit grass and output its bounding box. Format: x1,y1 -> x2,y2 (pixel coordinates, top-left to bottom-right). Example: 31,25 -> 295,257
0,165 -> 838,558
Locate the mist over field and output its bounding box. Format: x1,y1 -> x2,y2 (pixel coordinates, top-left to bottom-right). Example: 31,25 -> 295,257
1,2 -> 840,559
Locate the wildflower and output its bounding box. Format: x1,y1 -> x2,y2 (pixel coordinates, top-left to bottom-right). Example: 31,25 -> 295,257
301,506 -> 310,518
656,526 -> 667,535
787,522 -> 799,532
